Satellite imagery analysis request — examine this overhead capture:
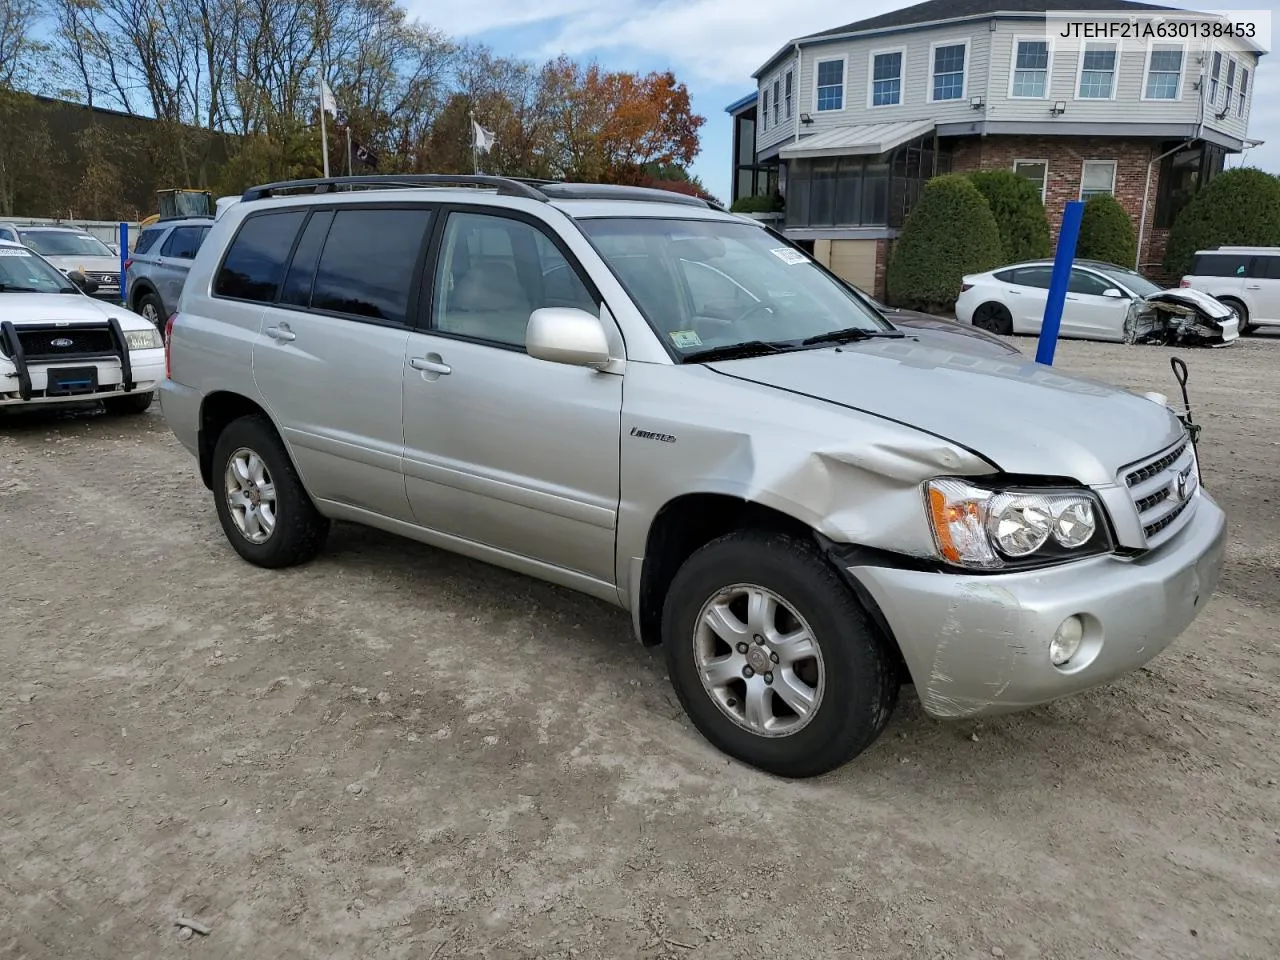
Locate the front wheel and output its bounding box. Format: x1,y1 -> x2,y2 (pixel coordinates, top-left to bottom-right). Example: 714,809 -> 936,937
662,530 -> 899,778
211,414 -> 330,568
104,390 -> 154,415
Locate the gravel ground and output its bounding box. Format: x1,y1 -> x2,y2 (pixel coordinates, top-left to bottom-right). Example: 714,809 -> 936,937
2,333 -> 1278,960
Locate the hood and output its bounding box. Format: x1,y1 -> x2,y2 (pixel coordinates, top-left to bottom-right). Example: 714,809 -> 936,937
1145,287 -> 1233,320
707,338 -> 1185,486
0,292 -> 150,330
39,254 -> 120,273
886,311 -> 1019,355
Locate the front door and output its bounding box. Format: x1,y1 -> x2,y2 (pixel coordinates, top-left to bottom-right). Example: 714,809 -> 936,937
1063,267 -> 1130,339
401,207 -> 623,584
248,203 -> 436,522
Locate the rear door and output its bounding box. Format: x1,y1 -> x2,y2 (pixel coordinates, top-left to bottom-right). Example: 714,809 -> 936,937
156,225 -> 210,313
1243,254 -> 1280,324
247,203 -> 436,522
1002,265 -> 1053,333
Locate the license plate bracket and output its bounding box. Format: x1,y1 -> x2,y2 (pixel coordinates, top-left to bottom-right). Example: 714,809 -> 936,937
46,366 -> 99,396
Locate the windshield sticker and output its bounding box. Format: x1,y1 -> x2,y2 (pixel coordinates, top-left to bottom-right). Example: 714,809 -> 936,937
770,247 -> 808,265
0,248 -> 32,256
669,329 -> 703,348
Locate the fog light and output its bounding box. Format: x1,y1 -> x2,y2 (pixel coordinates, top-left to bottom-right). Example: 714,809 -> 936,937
1050,616 -> 1084,666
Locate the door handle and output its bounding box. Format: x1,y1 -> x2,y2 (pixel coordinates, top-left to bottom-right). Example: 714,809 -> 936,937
1246,283 -> 1261,289
410,356 -> 451,375
266,323 -> 296,342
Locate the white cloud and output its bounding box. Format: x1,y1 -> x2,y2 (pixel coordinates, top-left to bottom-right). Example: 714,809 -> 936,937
400,0 -> 598,38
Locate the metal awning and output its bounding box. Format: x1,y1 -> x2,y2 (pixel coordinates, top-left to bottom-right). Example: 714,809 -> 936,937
778,119 -> 936,160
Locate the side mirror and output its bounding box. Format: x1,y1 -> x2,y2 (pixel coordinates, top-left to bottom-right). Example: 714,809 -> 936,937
526,307 -> 612,369
67,270 -> 100,294
1102,288 -> 1124,298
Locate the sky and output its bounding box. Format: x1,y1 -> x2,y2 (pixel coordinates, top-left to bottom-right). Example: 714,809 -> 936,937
413,0 -> 1280,203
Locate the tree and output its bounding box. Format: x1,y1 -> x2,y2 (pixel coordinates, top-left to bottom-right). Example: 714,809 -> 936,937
886,174 -> 1004,312
967,169 -> 1051,263
1075,194 -> 1136,267
1163,167 -> 1280,277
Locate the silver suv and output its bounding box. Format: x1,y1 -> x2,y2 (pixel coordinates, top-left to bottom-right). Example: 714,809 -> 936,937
161,175 -> 1227,778
125,217 -> 214,329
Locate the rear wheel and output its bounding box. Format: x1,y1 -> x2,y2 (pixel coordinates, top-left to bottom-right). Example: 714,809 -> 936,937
661,530 -> 899,778
104,391 -> 154,415
212,414 -> 330,568
971,302 -> 1013,335
1221,297 -> 1254,335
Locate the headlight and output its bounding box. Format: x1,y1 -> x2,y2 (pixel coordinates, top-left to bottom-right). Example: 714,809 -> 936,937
925,478 -> 1110,569
124,328 -> 163,350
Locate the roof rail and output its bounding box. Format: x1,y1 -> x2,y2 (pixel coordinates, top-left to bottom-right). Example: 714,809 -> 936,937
240,174 -> 548,203
532,182 -> 715,208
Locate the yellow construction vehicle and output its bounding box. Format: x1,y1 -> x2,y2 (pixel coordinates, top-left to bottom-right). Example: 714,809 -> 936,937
140,189 -> 214,226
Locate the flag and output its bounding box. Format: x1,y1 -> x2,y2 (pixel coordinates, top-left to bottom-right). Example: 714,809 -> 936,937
353,139 -> 379,169
320,78 -> 338,117
471,118 -> 496,154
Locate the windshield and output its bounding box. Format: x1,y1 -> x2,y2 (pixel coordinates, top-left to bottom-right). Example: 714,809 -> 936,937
576,217 -> 891,358
1094,264 -> 1163,298
0,246 -> 78,293
19,230 -> 114,258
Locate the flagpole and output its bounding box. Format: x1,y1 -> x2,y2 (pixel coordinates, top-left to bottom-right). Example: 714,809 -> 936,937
319,73 -> 330,178
346,127 -> 353,177
469,108 -> 478,175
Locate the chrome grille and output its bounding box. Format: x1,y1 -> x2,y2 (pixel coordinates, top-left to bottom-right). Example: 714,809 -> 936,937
1123,438 -> 1199,548
86,271 -> 119,285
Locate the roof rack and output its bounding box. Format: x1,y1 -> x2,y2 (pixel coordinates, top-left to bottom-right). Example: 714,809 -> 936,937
240,174 -> 724,211
240,174 -> 547,203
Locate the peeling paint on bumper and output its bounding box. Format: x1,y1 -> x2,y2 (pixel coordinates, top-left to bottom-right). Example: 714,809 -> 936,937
847,491 -> 1227,719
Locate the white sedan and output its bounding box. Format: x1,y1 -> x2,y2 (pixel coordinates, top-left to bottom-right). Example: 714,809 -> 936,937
954,258 -> 1239,345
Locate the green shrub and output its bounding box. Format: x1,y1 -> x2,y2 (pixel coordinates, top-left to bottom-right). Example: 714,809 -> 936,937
1163,167 -> 1280,277
730,193 -> 783,213
967,169 -> 1052,263
1075,194 -> 1136,267
886,174 -> 1004,312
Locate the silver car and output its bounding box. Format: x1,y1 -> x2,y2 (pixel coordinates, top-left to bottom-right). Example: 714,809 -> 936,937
125,217 -> 214,329
161,176 -> 1226,778
0,224 -> 122,301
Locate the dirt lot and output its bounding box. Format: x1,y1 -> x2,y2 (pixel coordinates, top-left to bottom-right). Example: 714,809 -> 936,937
2,334 -> 1277,960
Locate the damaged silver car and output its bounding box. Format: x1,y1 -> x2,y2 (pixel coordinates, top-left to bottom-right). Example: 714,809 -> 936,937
162,176 -> 1228,779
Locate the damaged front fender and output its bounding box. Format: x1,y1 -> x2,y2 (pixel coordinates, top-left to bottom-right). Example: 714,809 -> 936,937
1124,289 -> 1240,347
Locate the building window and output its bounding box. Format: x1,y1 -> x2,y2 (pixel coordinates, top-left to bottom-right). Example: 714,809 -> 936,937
1155,142 -> 1226,228
1209,50 -> 1222,103
785,70 -> 793,118
1077,42 -> 1117,99
931,42 -> 967,101
1080,160 -> 1116,200
815,59 -> 844,111
1011,39 -> 1050,98
1144,45 -> 1183,100
784,135 -> 940,229
1013,160 -> 1048,203
870,50 -> 903,107
1238,66 -> 1249,115
773,79 -> 781,125
1224,59 -> 1237,112
761,89 -> 769,130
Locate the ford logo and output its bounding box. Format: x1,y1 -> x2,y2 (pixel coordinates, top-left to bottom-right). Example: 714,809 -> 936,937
50,337 -> 74,348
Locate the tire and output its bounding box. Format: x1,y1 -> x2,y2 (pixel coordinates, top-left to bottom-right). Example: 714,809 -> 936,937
211,414 -> 330,568
661,530 -> 899,779
104,390 -> 154,415
971,302 -> 1013,335
1221,297 -> 1254,335
135,290 -> 165,332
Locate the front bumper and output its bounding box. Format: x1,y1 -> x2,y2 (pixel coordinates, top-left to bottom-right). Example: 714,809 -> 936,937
0,352 -> 164,406
848,491 -> 1227,719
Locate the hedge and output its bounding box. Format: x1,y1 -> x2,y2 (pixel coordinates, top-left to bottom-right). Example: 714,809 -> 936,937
886,174 -> 1004,312
1076,194 -> 1136,267
967,169 -> 1052,263
1163,167 -> 1280,277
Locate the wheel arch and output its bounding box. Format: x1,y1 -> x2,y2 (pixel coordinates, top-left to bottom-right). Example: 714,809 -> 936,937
128,278 -> 160,312
197,391 -> 286,490
632,491 -> 908,680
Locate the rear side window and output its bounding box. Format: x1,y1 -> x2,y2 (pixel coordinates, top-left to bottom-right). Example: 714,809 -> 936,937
1254,255 -> 1280,279
1010,266 -> 1053,289
132,228 -> 164,255
214,211 -> 307,302
280,210 -> 334,307
309,207 -> 432,324
1189,253 -> 1251,277
160,225 -> 208,260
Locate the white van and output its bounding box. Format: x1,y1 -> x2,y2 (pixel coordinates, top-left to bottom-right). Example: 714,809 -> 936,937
1179,246 -> 1280,334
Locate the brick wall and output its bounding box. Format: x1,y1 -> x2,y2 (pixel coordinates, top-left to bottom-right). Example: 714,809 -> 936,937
948,135 -> 1167,272
874,238 -> 891,300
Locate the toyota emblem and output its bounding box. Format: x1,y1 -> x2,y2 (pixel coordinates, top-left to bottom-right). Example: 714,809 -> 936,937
50,337 -> 74,348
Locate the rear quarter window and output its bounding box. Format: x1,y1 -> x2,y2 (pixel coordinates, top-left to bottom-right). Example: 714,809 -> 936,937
214,210 -> 307,302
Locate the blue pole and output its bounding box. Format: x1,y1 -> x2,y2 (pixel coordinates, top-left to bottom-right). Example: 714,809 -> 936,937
118,221 -> 129,305
1035,200 -> 1085,366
